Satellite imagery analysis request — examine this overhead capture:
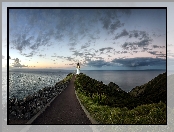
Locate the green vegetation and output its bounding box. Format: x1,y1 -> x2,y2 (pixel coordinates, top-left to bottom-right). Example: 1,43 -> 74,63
129,72 -> 166,104
75,72 -> 166,124
77,90 -> 166,124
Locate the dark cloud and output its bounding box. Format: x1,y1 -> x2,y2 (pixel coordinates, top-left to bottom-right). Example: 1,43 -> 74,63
152,32 -> 162,38
148,51 -> 166,58
112,57 -> 166,67
38,54 -> 46,58
86,60 -> 112,68
11,34 -> 34,53
65,57 -> 74,61
114,29 -> 129,39
69,42 -> 77,47
81,44 -> 90,49
100,16 -> 111,30
54,32 -> 64,41
11,28 -> 53,55
152,45 -> 165,48
25,52 -> 34,57
128,30 -> 150,41
109,20 -> 124,34
9,9 -> 132,57
69,47 -> 75,51
113,30 -> 153,52
99,47 -> 113,52
94,57 -> 104,60
99,9 -> 131,34
72,51 -> 84,57
148,51 -> 158,55
122,37 -> 152,50
133,51 -> 138,53
120,51 -> 128,54
84,52 -> 95,57
88,34 -> 100,41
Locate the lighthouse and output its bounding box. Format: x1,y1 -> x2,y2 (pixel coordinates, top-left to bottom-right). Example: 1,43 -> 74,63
76,62 -> 80,74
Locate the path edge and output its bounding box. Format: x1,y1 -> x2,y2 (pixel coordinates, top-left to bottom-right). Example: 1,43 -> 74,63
74,88 -> 99,125
26,93 -> 58,124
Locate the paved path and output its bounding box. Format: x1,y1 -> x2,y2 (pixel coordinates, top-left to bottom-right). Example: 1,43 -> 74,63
32,75 -> 91,124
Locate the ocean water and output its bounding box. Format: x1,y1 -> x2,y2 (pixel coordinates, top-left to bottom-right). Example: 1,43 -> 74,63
82,70 -> 166,92
8,69 -> 74,100
4,69 -> 166,105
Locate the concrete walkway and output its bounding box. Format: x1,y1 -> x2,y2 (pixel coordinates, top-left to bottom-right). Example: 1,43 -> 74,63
32,75 -> 91,124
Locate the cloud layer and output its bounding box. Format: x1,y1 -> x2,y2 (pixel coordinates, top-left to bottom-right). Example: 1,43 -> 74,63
9,9 -> 166,69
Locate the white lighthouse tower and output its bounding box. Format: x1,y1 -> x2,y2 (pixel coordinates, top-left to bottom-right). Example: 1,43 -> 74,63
76,62 -> 80,74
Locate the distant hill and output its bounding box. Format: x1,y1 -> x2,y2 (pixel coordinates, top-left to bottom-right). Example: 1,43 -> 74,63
129,72 -> 166,104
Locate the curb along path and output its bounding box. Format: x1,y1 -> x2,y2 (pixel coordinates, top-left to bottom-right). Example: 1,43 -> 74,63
32,75 -> 91,124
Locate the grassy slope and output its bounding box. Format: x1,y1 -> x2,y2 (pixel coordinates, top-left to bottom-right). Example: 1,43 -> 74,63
75,72 -> 167,124
77,89 -> 166,124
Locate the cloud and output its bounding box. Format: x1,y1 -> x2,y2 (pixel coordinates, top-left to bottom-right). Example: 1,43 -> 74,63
148,51 -> 166,58
99,47 -> 113,52
84,52 -> 96,57
65,57 -> 74,61
81,44 -> 90,49
38,54 -> 46,58
69,47 -> 75,51
114,29 -> 129,39
25,52 -> 34,57
69,42 -> 77,47
9,9 -> 132,57
148,51 -> 158,55
11,34 -> 34,53
112,57 -> 166,67
72,51 -> 84,57
122,37 -> 152,50
94,57 -> 104,60
99,9 -> 131,34
12,58 -> 28,68
109,20 -> 124,34
152,45 -> 166,48
86,60 -> 112,68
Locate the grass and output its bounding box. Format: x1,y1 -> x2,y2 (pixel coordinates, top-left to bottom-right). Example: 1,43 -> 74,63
76,89 -> 166,124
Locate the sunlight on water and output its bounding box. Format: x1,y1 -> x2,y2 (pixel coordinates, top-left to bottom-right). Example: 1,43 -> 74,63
8,70 -> 69,100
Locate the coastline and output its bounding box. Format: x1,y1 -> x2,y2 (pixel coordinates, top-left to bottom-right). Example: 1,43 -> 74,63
8,74 -> 72,124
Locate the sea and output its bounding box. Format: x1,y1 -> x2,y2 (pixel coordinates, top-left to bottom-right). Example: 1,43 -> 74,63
2,69 -> 168,106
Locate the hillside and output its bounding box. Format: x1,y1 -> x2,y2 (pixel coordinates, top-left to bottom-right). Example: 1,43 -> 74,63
129,72 -> 166,104
75,73 -> 167,124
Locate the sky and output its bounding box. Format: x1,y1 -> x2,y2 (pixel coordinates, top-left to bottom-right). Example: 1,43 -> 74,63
7,8 -> 167,70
